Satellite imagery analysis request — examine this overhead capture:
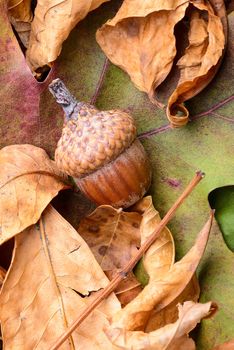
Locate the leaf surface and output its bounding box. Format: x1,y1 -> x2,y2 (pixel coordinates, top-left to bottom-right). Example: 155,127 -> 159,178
8,0 -> 32,47
105,301 -> 217,350
0,2 -> 234,348
26,0 -> 110,71
0,144 -> 68,244
133,196 -> 175,282
0,205 -> 121,349
96,0 -> 190,108
78,205 -> 142,305
145,274 -> 200,332
0,266 -> 6,290
209,186 -> 234,252
78,205 -> 141,271
96,0 -> 226,126
109,214 -> 213,331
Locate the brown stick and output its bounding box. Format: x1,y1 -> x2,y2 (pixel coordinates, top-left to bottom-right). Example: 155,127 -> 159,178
49,171 -> 204,350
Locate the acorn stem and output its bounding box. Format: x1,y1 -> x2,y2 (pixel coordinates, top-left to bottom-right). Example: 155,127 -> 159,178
49,78 -> 78,120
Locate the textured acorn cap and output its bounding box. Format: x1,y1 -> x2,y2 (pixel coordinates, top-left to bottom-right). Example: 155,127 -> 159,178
55,103 -> 137,178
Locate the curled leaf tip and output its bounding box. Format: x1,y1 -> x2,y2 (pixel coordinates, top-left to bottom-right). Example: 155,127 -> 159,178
167,103 -> 189,128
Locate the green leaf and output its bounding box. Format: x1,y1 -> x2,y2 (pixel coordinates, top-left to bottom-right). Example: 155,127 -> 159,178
133,259 -> 150,287
0,1 -> 234,349
209,186 -> 234,252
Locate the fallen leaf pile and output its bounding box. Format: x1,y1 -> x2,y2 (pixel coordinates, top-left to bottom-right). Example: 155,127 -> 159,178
1,0 -> 234,346
0,144 -> 221,349
8,0 -> 228,126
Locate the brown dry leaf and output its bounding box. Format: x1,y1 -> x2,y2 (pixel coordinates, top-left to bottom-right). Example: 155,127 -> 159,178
0,266 -> 6,290
0,205 -> 121,349
105,300 -> 217,350
133,196 -> 175,282
212,339 -> 234,349
8,0 -> 32,47
26,0 -> 110,71
145,274 -> 200,332
109,214 -> 213,331
78,205 -> 142,271
135,197 -> 198,332
0,144 -> 68,244
96,0 -> 190,108
78,205 -> 142,305
106,270 -> 143,307
167,0 -> 226,127
78,196 -> 175,306
96,0 -> 226,126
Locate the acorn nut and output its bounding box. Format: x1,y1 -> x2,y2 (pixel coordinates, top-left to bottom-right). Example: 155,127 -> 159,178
49,78 -> 152,208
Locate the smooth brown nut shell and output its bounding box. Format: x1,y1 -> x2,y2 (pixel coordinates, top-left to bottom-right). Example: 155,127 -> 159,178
75,139 -> 152,208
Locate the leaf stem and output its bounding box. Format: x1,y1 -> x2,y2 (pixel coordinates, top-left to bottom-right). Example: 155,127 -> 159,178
49,171 -> 204,350
90,57 -> 109,105
138,94 -> 234,139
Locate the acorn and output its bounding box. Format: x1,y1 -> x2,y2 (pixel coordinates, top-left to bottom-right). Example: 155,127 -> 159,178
49,79 -> 152,208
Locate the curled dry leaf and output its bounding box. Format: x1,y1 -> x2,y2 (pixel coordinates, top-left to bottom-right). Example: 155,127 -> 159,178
96,0 -> 189,108
145,274 -> 200,332
26,0 -> 110,71
96,0 -> 227,127
0,205 -> 121,349
109,213 -> 213,331
105,301 -> 217,350
212,339 -> 234,349
0,144 -> 68,244
7,0 -> 32,47
167,0 -> 227,127
138,198 -> 199,332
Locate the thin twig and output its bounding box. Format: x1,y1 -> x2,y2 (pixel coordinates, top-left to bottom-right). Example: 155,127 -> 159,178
90,57 -> 110,105
49,171 -> 204,350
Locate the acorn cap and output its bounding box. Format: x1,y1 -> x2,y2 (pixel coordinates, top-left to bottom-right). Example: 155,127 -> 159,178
49,79 -> 137,178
